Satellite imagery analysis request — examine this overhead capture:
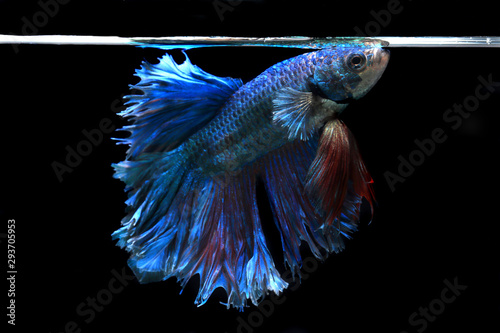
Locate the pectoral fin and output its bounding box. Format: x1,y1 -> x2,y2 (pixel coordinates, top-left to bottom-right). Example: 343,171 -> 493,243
272,88 -> 320,140
272,87 -> 342,141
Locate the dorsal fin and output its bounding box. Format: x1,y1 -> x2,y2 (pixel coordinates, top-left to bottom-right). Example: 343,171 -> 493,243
116,52 -> 243,159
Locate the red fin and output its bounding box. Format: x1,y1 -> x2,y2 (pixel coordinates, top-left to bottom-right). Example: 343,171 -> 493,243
305,119 -> 374,226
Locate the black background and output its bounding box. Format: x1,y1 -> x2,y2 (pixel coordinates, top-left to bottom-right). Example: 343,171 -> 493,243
1,0 -> 499,332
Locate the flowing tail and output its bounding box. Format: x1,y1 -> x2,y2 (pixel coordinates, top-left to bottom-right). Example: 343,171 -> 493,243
113,149 -> 288,308
112,52 -> 287,308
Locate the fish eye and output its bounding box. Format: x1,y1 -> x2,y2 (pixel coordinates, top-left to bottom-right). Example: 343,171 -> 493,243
346,53 -> 367,71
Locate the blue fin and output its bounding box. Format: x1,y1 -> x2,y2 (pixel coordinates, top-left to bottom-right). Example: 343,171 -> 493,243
113,137 -> 365,308
113,151 -> 288,309
113,135 -> 367,309
113,52 -> 288,309
117,52 -> 243,159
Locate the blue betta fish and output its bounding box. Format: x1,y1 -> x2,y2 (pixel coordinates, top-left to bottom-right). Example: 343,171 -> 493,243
112,40 -> 390,308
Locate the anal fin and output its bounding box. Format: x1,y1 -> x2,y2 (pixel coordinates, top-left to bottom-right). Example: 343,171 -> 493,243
258,137 -> 332,275
258,122 -> 374,276
114,153 -> 288,309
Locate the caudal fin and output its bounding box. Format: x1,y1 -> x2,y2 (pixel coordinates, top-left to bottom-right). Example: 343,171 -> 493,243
113,151 -> 287,308
113,52 -> 286,309
113,120 -> 373,308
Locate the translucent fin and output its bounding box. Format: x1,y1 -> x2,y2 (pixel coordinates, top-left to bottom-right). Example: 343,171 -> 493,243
177,169 -> 287,308
259,137 -> 329,274
272,88 -> 318,140
112,122 -> 372,308
258,135 -> 372,278
113,150 -> 287,309
112,148 -> 192,249
117,52 -> 243,159
305,119 -> 374,226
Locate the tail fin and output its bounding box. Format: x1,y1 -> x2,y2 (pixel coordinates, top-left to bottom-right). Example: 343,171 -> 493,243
113,121 -> 373,308
113,152 -> 287,308
113,52 -> 286,309
177,169 -> 287,307
112,149 -> 190,252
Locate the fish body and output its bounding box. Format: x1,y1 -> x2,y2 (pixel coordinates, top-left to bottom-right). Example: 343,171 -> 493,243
112,41 -> 389,308
188,45 -> 387,174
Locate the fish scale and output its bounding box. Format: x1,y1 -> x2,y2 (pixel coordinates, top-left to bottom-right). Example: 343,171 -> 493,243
186,51 -> 321,175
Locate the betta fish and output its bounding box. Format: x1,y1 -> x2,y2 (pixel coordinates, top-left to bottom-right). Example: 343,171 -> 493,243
112,39 -> 390,309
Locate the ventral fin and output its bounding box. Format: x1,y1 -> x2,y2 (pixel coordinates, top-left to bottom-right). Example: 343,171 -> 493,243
305,119 -> 374,226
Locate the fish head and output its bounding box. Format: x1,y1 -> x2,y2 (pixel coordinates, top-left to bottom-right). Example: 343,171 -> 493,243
313,44 -> 390,103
